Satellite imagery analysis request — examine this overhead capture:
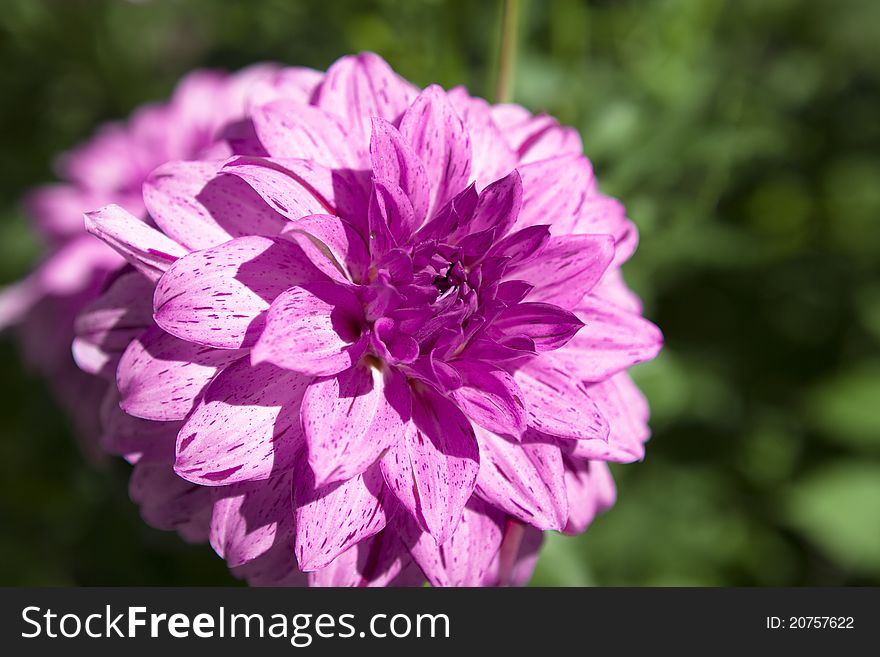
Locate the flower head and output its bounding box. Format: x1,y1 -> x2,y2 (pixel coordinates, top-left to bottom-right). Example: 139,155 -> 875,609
80,53 -> 662,586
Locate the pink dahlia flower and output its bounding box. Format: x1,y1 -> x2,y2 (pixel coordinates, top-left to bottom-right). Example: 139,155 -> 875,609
79,53 -> 662,586
0,65 -> 281,448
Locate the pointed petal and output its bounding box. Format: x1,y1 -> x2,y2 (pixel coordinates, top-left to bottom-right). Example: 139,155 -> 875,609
117,325 -> 245,421
143,160 -> 289,250
129,462 -> 214,542
72,270 -> 154,380
307,530 -> 417,587
447,88 -> 517,187
560,373 -> 651,463
547,295 -> 663,381
403,497 -> 504,587
294,463 -> 389,571
251,100 -> 364,168
474,426 -> 568,530
281,214 -> 369,284
515,360 -> 609,442
563,458 -> 616,535
450,361 -> 527,436
370,117 -> 430,229
84,205 -> 187,282
210,473 -> 295,567
175,359 -> 310,485
314,52 -> 417,144
509,234 -> 615,309
302,364 -> 409,486
154,236 -> 320,349
492,302 -> 584,352
467,170 -> 522,237
399,85 -> 472,217
251,281 -> 365,376
380,384 -> 479,543
513,155 -> 595,233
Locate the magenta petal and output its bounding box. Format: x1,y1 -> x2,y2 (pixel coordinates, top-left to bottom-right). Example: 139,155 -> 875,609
488,224 -> 550,266
154,236 -> 320,349
447,88 -> 518,187
563,458 -> 616,535
210,473 -> 295,567
117,325 -> 245,421
468,170 -> 522,238
143,160 -> 289,250
399,85 -> 472,217
72,271 -> 154,380
492,302 -> 584,352
474,426 -> 568,530
307,530 -> 419,587
174,359 -> 310,485
546,294 -> 664,381
513,155 -> 595,232
560,373 -> 650,463
495,521 -> 544,586
129,462 -> 213,543
302,363 -> 409,486
251,281 -> 364,376
252,100 -> 364,168
370,118 -> 430,228
281,214 -> 369,284
404,497 -> 505,587
450,361 -> 527,437
380,384 -> 479,543
293,463 -> 390,571
314,52 -> 417,146
516,360 -> 609,442
99,388 -> 178,464
84,205 -> 187,282
510,234 -> 615,309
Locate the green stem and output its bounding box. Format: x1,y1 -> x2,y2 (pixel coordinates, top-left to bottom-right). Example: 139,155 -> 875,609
495,0 -> 520,104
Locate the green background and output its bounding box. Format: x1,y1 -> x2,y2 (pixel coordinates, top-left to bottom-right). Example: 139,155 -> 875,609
1,0 -> 878,586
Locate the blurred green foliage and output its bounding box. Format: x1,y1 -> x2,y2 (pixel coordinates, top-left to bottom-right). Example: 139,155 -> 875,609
0,0 -> 878,586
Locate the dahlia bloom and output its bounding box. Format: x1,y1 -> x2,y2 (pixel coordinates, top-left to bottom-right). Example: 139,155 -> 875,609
0,65 -> 278,446
79,53 -> 661,586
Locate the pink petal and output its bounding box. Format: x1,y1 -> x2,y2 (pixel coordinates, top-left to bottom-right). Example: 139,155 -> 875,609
84,205 -> 187,282
99,388 -> 178,464
306,530 -> 419,587
399,85 -> 472,218
449,361 -> 527,437
175,358 -> 310,485
492,302 -> 584,352
447,88 -> 518,187
117,325 -> 245,421
563,459 -> 616,535
513,155 -> 595,233
210,473 -> 295,567
129,462 -> 214,543
143,160 -> 290,250
154,236 -> 321,349
251,281 -> 365,376
380,384 -> 479,543
515,360 -> 609,442
560,373 -> 650,463
510,234 -> 615,309
546,294 -> 663,382
313,52 -> 417,145
280,214 -> 369,284
302,363 -> 409,486
293,463 -> 390,571
251,100 -> 364,168
370,118 -> 430,229
495,520 -> 544,586
72,270 -> 154,380
467,170 -> 522,238
474,426 -> 568,530
403,497 -> 505,587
